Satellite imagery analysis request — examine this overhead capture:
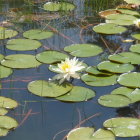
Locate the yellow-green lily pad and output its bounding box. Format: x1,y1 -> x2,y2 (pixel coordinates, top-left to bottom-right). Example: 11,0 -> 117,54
0,108 -> 8,116
130,44 -> 140,53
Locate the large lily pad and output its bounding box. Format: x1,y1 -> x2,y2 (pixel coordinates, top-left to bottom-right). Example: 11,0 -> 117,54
0,65 -> 13,78
28,80 -> 73,97
6,39 -> 42,51
93,23 -> 127,34
67,127 -> 115,140
98,94 -> 131,107
1,54 -> 41,69
108,52 -> 140,64
0,96 -> 18,109
129,44 -> 140,53
111,87 -> 140,103
104,117 -> 140,137
0,116 -> 18,129
36,51 -> 69,64
0,27 -> 18,39
64,44 -> 103,57
23,29 -> 54,40
81,74 -> 118,86
56,86 -> 95,102
97,61 -> 134,73
124,0 -> 140,5
118,72 -> 140,88
43,2 -> 75,12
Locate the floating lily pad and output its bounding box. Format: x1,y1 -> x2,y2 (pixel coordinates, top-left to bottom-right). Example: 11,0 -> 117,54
6,39 -> 42,51
28,80 -> 73,97
1,54 -> 41,69
118,9 -> 140,16
93,23 -> 127,34
64,44 -> 103,57
108,52 -> 140,64
43,2 -> 75,12
0,54 -> 4,61
0,27 -> 18,39
111,87 -> 140,103
104,117 -> 140,137
0,96 -> 18,109
86,66 -> 112,76
23,29 -> 54,40
81,74 -> 118,86
131,32 -> 140,40
0,108 -> 8,116
0,116 -> 18,129
118,72 -> 140,88
129,44 -> 140,53
56,86 -> 95,102
0,128 -> 9,136
0,65 -> 13,78
98,94 -> 131,107
124,0 -> 140,5
97,61 -> 134,73
36,51 -> 69,64
67,127 -> 115,140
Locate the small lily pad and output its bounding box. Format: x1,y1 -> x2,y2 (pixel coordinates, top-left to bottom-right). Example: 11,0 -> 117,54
0,108 -> 8,116
23,29 -> 54,40
97,61 -> 134,73
108,52 -> 140,64
131,32 -> 140,40
64,44 -> 103,57
118,72 -> 140,88
81,74 -> 118,86
36,51 -> 69,64
104,117 -> 140,137
28,80 -> 73,97
1,54 -> 41,69
0,27 -> 18,39
6,39 -> 42,51
129,44 -> 140,53
93,23 -> 127,34
0,65 -> 13,78
67,127 -> 115,140
0,116 -> 18,129
0,96 -> 18,109
111,87 -> 140,103
124,0 -> 140,5
56,86 -> 95,102
98,94 -> 131,107
43,2 -> 75,12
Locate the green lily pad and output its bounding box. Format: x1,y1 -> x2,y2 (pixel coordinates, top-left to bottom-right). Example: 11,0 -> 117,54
81,74 -> 118,86
0,54 -> 4,61
111,87 -> 140,103
36,51 -> 69,64
118,9 -> 140,16
43,2 -> 75,12
124,0 -> 140,5
104,117 -> 140,137
86,66 -> 112,76
0,27 -> 18,39
64,44 -> 103,57
23,29 -> 54,40
118,72 -> 140,88
0,116 -> 18,129
1,54 -> 41,69
108,52 -> 140,64
129,44 -> 140,53
93,23 -> 127,34
0,65 -> 13,78
97,61 -> 134,73
0,108 -> 8,116
0,96 -> 18,109
6,39 -> 42,51
56,86 -> 95,102
0,128 -> 9,136
67,127 -> 115,140
98,94 -> 131,107
131,32 -> 140,40
28,80 -> 73,97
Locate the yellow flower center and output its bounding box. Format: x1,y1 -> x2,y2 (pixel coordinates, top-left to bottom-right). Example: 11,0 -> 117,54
61,63 -> 71,71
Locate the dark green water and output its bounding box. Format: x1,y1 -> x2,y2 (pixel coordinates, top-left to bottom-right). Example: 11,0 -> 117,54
0,0 -> 139,140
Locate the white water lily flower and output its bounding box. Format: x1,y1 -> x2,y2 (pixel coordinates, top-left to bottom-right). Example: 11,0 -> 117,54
134,19 -> 140,28
52,57 -> 85,84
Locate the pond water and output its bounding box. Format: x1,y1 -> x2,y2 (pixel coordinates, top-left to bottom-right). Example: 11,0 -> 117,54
0,0 -> 139,140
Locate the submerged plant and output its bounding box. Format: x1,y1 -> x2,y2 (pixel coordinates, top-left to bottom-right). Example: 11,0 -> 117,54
52,57 -> 85,84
